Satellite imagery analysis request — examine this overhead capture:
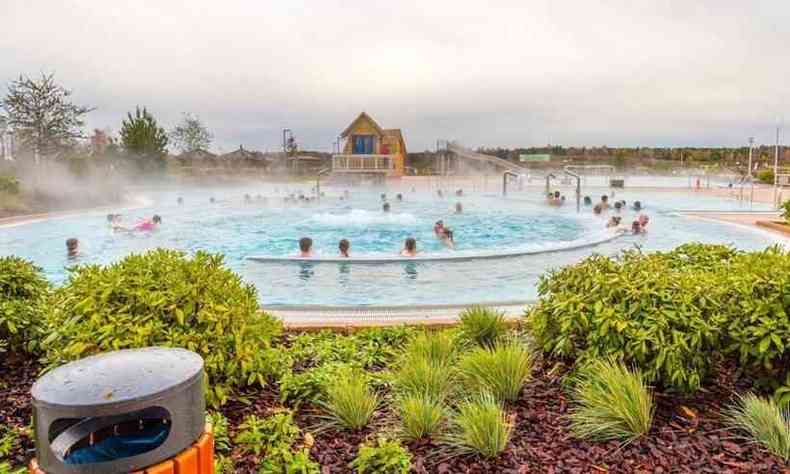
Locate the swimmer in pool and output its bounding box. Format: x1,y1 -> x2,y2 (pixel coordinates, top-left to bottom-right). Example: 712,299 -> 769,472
66,238 -> 80,258
638,214 -> 650,231
614,201 -> 622,212
177,197 -> 184,205
600,195 -> 610,209
593,203 -> 603,215
456,189 -> 463,197
631,220 -> 643,234
338,239 -> 350,257
381,193 -> 387,201
633,201 -> 642,211
244,194 -> 252,203
210,197 -> 216,204
437,189 -> 444,198
298,237 -> 313,257
606,216 -> 622,228
583,196 -> 592,206
396,193 -> 403,201
440,228 -> 455,249
383,202 -> 391,213
433,220 -> 445,236
401,237 -> 418,257
455,202 -> 463,214
134,215 -> 161,232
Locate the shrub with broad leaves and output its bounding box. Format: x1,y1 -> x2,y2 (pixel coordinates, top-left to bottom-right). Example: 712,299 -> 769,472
0,256 -> 49,354
40,249 -> 285,406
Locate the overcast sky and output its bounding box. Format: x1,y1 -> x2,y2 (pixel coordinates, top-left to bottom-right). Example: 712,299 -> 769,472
1,1 -> 789,152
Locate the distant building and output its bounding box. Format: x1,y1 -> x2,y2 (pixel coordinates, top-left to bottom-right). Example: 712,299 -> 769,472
1,128 -> 16,161
332,112 -> 407,180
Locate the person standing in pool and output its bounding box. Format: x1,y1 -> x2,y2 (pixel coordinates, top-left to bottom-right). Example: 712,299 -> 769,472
338,239 -> 350,257
383,202 -> 391,212
401,237 -> 418,257
66,238 -> 80,258
433,220 -> 445,236
455,202 -> 463,214
298,237 -> 313,257
600,195 -> 610,209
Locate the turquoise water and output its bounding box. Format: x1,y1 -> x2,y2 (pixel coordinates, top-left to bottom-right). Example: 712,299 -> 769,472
0,184 -> 781,305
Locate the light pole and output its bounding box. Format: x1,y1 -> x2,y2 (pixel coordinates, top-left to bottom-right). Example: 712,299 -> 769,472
774,127 -> 781,208
748,137 -> 755,205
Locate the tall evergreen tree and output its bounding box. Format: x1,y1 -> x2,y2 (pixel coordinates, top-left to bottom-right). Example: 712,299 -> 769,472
120,107 -> 169,169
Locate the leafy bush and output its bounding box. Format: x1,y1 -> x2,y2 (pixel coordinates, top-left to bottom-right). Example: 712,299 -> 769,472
319,371 -> 378,431
258,446 -> 320,474
206,411 -> 231,453
40,249 -> 284,406
757,168 -> 775,185
0,256 -> 49,353
397,394 -> 447,442
459,306 -> 508,348
214,454 -> 235,474
235,411 -> 301,456
725,393 -> 789,461
527,244 -> 740,392
349,438 -> 412,474
782,200 -> 790,225
459,342 -> 533,403
0,175 -> 20,195
568,358 -> 654,443
393,356 -> 456,401
279,362 -> 360,407
287,327 -> 413,371
446,393 -> 512,459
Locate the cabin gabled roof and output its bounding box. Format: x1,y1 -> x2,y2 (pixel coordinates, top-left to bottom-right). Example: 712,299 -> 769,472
340,112 -> 385,138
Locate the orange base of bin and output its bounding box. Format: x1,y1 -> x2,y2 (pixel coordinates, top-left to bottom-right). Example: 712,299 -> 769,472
30,423 -> 214,474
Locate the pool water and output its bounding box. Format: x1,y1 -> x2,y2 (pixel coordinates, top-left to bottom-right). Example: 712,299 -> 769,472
0,184 -> 781,306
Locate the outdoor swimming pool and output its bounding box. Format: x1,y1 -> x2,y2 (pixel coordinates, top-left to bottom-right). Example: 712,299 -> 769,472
0,183 -> 782,306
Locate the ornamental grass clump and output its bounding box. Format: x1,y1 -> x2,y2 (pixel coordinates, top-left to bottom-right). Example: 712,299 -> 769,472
403,330 -> 460,368
568,358 -> 654,443
0,256 -> 50,354
394,356 -> 456,401
446,392 -> 512,459
320,371 -> 378,431
40,249 -> 285,406
459,342 -> 533,403
459,306 -> 508,348
725,393 -> 790,461
397,394 -> 447,442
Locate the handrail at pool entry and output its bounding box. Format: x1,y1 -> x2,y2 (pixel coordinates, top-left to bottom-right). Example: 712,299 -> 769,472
502,170 -> 518,196
247,230 -> 624,264
563,168 -> 582,213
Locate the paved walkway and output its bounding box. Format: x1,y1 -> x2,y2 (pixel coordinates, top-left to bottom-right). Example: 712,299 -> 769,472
266,302 -> 531,329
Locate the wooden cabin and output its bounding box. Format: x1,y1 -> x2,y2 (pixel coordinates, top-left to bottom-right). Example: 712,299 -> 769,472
332,112 -> 407,180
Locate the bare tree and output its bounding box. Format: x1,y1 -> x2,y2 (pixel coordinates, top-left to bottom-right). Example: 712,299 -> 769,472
0,73 -> 93,163
170,113 -> 213,153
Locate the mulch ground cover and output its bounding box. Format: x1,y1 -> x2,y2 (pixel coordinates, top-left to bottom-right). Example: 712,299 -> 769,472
2,352 -> 789,473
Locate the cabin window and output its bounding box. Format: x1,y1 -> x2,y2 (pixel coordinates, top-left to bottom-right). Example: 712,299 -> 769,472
352,135 -> 375,154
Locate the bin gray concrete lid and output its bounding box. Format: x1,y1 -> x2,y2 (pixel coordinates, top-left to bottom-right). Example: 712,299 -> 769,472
32,347 -> 204,409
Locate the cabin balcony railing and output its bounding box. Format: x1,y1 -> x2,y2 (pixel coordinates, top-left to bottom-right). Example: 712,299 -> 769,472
332,154 -> 395,172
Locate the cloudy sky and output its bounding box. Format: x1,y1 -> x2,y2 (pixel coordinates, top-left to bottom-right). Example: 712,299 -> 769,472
1,0 -> 788,152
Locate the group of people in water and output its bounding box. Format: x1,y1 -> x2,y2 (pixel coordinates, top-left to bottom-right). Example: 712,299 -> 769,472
65,213 -> 163,258
296,188 -> 465,258
549,192 -> 650,235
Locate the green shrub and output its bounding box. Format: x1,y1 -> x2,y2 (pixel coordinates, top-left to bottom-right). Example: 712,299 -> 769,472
40,249 -> 285,406
0,256 -> 49,354
279,362 -> 360,407
725,393 -> 790,461
0,175 -> 20,195
393,356 -> 456,401
568,358 -> 654,443
459,342 -> 533,403
235,411 -> 301,456
459,306 -> 507,348
206,411 -> 231,453
757,169 -> 775,185
319,371 -> 378,431
402,330 -> 460,368
214,454 -> 235,474
349,438 -> 412,474
287,327 -> 413,371
397,394 -> 446,442
782,200 -> 790,225
258,446 -> 320,474
446,393 -> 512,459
527,244 -> 739,392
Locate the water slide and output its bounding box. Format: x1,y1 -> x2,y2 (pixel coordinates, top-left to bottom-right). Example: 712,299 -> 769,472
446,144 -> 527,171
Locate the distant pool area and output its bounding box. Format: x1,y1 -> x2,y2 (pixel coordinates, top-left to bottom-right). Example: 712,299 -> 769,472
0,183 -> 783,306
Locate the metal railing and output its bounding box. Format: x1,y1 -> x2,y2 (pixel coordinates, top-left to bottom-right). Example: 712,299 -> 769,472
332,154 -> 394,172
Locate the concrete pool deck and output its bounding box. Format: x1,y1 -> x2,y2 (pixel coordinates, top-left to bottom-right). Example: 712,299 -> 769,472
268,302 -> 530,330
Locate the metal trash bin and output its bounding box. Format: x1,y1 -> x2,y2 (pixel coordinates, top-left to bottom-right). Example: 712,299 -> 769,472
30,347 -> 205,474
